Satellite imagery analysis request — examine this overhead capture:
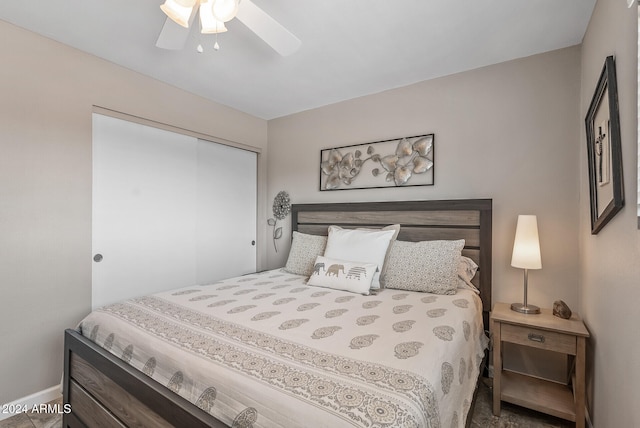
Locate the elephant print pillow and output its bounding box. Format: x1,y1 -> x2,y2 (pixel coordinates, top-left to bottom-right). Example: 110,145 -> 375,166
307,255 -> 378,295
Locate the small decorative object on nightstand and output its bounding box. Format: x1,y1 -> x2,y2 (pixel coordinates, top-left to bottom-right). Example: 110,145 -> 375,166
510,215 -> 542,314
553,300 -> 572,319
491,302 -> 590,428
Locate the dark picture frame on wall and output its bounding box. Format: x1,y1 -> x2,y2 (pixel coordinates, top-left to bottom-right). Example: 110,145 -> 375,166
585,55 -> 624,235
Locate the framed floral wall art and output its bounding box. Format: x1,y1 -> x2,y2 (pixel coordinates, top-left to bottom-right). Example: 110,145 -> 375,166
320,134 -> 434,191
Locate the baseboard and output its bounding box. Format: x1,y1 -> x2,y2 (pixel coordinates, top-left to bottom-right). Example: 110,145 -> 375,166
0,384 -> 62,421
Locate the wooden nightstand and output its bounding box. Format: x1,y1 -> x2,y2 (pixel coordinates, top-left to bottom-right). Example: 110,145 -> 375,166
491,302 -> 590,427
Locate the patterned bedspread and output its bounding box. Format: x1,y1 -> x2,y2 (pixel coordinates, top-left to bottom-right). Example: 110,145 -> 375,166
79,269 -> 488,428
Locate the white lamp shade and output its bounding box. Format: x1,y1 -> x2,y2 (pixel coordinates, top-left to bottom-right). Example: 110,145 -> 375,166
511,215 -> 542,269
200,0 -> 229,33
160,0 -> 195,28
212,0 -> 240,22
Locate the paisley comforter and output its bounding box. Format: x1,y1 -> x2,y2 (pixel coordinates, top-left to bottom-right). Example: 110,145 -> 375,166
79,269 -> 488,428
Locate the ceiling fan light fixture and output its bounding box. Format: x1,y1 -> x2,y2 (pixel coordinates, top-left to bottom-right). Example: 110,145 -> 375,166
174,0 -> 198,6
156,0 -> 300,56
200,0 -> 229,33
211,0 -> 240,23
160,0 -> 194,28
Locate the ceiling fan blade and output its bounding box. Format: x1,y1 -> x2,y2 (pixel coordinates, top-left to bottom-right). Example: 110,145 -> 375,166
155,7 -> 198,50
236,0 -> 301,56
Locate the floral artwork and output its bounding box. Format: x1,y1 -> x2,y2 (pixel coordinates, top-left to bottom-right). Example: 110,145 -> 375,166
267,191 -> 291,252
320,134 -> 434,190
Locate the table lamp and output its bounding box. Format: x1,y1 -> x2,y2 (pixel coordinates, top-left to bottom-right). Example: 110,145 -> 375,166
510,215 -> 542,314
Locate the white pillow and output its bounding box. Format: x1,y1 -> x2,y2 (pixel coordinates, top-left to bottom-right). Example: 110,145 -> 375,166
384,239 -> 465,294
457,256 -> 480,294
284,232 -> 327,276
307,256 -> 377,295
323,226 -> 397,290
325,224 -> 400,289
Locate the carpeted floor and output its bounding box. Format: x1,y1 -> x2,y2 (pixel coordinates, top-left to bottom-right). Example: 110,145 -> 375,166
1,379 -> 574,428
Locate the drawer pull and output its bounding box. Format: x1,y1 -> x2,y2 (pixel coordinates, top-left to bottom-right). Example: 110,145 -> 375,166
528,333 -> 545,343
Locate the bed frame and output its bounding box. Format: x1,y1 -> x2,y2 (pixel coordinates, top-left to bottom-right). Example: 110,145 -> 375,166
63,199 -> 492,427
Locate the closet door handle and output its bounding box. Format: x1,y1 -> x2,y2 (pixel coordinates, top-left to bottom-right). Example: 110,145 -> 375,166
93,254 -> 103,262
251,240 -> 256,246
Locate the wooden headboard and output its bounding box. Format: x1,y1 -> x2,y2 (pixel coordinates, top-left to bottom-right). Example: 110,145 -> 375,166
291,199 -> 492,329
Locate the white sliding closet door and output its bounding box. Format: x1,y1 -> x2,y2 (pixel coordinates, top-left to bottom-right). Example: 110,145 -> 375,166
196,141 -> 257,283
92,114 -> 256,309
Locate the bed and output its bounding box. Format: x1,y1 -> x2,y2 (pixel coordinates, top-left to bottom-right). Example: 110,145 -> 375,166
63,199 -> 492,428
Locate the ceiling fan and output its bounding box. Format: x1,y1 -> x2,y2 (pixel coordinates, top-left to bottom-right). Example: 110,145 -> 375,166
156,0 -> 301,56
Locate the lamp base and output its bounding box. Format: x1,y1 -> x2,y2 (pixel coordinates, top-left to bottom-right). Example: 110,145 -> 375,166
510,303 -> 541,314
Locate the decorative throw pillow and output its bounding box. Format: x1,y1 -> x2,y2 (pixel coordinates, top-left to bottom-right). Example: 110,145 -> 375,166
457,256 -> 480,293
384,239 -> 465,294
323,225 -> 398,290
307,256 -> 377,295
284,232 -> 328,276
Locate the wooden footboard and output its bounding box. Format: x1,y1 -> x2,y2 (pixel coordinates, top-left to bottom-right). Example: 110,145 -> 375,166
62,329 -> 226,428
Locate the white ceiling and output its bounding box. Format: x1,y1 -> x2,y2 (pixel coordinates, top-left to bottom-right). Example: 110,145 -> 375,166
0,0 -> 596,120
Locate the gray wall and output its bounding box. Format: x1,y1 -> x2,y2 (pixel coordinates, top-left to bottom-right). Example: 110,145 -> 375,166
268,46 -> 582,322
579,0 -> 639,426
0,20 -> 267,404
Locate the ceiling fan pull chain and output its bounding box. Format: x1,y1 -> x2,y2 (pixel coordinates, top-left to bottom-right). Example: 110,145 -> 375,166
196,10 -> 205,53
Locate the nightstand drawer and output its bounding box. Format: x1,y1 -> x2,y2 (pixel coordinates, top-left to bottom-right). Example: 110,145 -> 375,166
501,323 -> 576,354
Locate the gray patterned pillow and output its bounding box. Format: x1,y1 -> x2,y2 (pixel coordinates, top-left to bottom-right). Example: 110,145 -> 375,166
384,239 -> 465,294
284,231 -> 327,276
457,256 -> 480,293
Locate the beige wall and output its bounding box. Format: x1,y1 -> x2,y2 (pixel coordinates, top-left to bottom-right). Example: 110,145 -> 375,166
0,20 -> 267,403
268,47 -> 582,324
7,4 -> 637,424
579,0 -> 639,426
